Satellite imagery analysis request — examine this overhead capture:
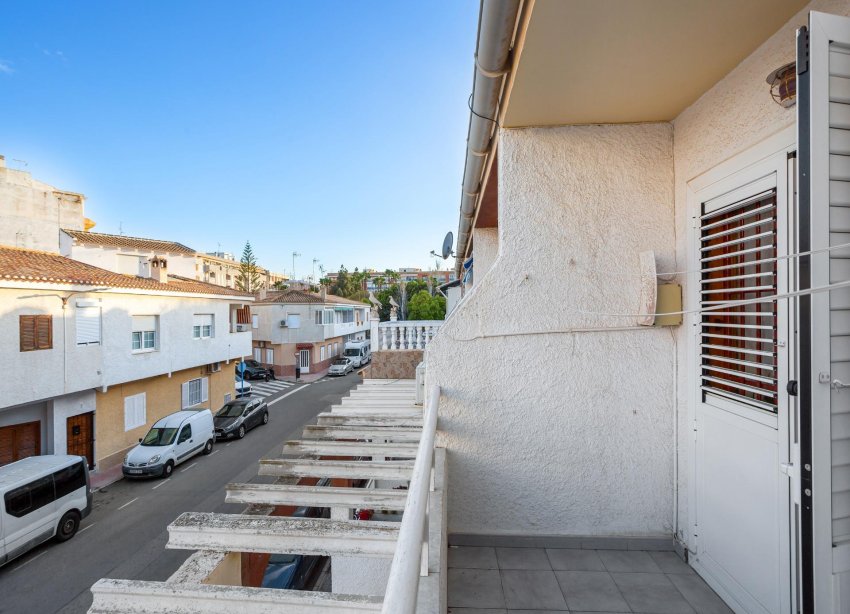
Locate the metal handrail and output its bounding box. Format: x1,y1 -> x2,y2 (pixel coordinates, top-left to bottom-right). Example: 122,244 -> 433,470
380,384 -> 440,614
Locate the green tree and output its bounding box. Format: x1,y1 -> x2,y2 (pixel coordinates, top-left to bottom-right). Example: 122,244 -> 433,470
407,290 -> 446,320
376,284 -> 401,322
272,280 -> 287,290
236,241 -> 262,292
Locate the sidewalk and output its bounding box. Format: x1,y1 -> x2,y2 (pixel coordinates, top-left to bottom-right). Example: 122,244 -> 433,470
283,371 -> 326,384
91,463 -> 123,491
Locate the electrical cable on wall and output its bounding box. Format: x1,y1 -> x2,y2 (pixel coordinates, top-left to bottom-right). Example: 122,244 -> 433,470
446,278 -> 850,342
573,240 -> 850,280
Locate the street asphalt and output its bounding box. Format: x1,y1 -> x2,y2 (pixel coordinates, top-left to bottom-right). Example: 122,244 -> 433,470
0,374 -> 360,614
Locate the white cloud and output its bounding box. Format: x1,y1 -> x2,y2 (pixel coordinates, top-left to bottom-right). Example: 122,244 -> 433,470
0,60 -> 13,74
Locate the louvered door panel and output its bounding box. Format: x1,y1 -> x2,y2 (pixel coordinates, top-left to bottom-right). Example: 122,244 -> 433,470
700,192 -> 779,413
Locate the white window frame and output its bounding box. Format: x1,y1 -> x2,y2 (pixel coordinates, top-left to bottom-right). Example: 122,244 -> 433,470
320,345 -> 325,362
131,315 -> 158,353
76,301 -> 101,346
253,348 -> 262,362
181,377 -> 209,409
252,314 -> 259,329
265,348 -> 274,364
193,314 -> 214,340
124,392 -> 146,431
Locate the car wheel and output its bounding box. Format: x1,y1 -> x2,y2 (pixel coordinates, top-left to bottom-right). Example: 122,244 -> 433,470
262,412 -> 269,425
237,425 -> 246,439
202,439 -> 214,455
162,461 -> 174,478
264,373 -> 270,382
55,510 -> 80,542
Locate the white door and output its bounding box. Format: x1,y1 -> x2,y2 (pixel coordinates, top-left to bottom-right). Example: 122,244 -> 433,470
299,349 -> 310,374
797,12 -> 850,611
265,348 -> 274,365
689,148 -> 793,614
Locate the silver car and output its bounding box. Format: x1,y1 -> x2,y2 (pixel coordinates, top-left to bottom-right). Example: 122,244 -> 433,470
328,357 -> 354,376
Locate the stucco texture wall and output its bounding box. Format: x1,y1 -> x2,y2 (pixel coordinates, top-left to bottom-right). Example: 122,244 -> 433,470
472,227 -> 498,285
426,123 -> 676,536
669,0 -> 850,541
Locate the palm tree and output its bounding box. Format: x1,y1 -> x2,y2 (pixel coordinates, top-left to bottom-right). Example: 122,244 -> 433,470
374,276 -> 385,291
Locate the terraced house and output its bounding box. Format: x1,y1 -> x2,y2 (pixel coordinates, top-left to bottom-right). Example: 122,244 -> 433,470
0,245 -> 253,473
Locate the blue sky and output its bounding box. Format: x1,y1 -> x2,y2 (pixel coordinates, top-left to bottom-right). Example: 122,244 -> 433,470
0,1 -> 476,278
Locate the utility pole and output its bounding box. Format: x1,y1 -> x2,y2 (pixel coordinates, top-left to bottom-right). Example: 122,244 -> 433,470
292,251 -> 301,280
312,258 -> 319,283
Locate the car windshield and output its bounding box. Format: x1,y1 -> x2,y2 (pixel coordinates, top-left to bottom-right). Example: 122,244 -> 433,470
245,360 -> 260,368
333,359 -> 349,366
343,349 -> 359,357
217,403 -> 246,417
141,427 -> 177,446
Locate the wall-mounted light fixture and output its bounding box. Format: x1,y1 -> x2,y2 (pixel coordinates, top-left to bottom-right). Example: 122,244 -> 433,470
766,61 -> 796,108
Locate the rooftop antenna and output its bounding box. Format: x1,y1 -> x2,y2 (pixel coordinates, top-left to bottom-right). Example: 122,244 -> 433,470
119,222 -> 123,236
292,251 -> 301,280
312,258 -> 319,283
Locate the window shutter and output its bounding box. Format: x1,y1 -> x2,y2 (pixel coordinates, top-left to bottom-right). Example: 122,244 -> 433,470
19,316 -> 35,351
76,306 -> 101,345
253,348 -> 262,362
132,315 -> 157,332
181,382 -> 190,409
36,316 -> 52,349
201,377 -> 209,403
124,393 -> 146,431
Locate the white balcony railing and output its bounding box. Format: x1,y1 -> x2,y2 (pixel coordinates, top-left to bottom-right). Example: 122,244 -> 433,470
372,320 -> 442,350
381,384 -> 440,613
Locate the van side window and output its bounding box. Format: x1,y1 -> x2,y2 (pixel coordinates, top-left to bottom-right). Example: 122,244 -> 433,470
178,424 -> 192,443
5,475 -> 55,518
54,461 -> 86,499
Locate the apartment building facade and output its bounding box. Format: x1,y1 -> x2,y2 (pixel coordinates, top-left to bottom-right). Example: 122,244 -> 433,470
0,155 -> 89,252
0,245 -> 252,472
250,289 -> 369,378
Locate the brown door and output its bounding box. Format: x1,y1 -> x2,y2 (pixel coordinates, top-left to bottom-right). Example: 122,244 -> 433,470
0,421 -> 41,466
66,412 -> 94,469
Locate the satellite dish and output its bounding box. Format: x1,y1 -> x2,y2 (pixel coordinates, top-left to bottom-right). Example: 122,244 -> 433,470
441,231 -> 455,259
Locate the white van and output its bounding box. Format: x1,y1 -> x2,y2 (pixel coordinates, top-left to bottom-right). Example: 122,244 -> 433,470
0,455 -> 92,567
343,340 -> 371,368
122,409 -> 215,479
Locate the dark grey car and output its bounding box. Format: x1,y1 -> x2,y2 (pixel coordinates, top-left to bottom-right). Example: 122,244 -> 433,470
213,398 -> 269,440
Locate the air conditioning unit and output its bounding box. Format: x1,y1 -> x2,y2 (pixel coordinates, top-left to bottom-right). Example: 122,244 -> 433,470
206,362 -> 221,374
235,323 -> 250,332
279,320 -> 288,328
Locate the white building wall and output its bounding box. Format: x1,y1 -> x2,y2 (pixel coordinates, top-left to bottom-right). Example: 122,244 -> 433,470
0,286 -> 251,409
472,227 -> 498,286
426,123 -> 675,536
63,241 -> 197,279
0,161 -> 84,253
669,0 -> 850,548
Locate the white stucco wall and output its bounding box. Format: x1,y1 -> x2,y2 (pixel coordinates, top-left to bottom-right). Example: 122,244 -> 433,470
65,242 -> 197,279
472,227 -> 498,286
0,163 -> 84,253
0,285 -> 251,410
669,0 -> 850,546
426,123 -> 676,536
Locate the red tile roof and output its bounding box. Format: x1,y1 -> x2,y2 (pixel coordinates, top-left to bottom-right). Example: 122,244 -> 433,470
0,245 -> 252,297
254,289 -> 367,306
61,229 -> 196,254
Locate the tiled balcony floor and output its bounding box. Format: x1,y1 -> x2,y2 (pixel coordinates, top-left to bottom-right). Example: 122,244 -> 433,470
447,545 -> 733,614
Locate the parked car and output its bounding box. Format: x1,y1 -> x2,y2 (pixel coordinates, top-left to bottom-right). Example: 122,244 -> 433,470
214,398 -> 269,440
235,378 -> 252,398
0,455 -> 92,567
235,359 -> 275,381
261,485 -> 329,590
122,409 -> 215,478
328,357 -> 354,376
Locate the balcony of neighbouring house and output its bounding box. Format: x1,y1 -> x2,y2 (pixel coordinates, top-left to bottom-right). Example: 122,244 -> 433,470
367,320 -> 443,380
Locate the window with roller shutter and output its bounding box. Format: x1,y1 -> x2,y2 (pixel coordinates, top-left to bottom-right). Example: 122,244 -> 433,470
76,304 -> 101,345
19,315 -> 52,352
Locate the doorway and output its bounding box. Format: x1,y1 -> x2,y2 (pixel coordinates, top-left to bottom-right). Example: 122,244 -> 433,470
66,412 -> 94,469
